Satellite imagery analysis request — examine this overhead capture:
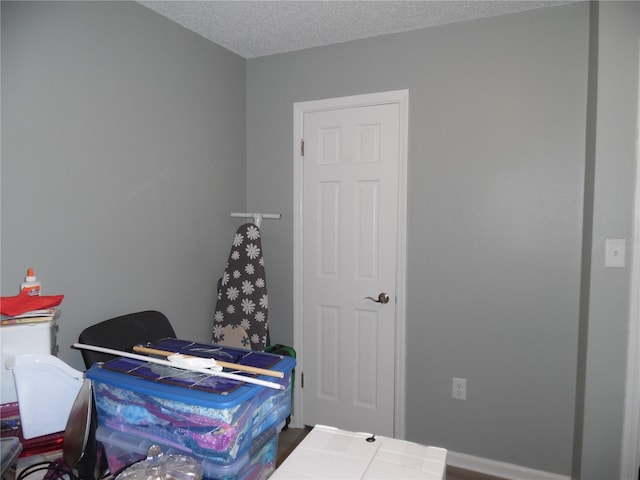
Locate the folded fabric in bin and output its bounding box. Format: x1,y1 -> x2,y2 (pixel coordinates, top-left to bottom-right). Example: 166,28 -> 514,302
97,425 -> 279,479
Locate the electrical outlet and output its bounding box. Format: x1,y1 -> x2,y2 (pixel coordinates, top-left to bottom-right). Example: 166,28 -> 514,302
452,377 -> 467,400
605,238 -> 626,268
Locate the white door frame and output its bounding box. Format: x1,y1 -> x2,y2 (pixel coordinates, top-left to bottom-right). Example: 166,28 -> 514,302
292,90 -> 409,438
621,60 -> 640,480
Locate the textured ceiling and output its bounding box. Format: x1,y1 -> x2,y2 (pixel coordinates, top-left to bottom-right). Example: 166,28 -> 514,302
138,1 -> 577,59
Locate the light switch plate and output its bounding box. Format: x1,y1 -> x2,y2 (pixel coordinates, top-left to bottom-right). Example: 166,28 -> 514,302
605,238 -> 626,268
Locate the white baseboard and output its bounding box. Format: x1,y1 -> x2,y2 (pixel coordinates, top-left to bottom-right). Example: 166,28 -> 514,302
447,451 -> 571,480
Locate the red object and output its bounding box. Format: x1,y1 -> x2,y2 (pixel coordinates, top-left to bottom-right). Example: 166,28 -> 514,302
0,291 -> 64,317
1,403 -> 64,457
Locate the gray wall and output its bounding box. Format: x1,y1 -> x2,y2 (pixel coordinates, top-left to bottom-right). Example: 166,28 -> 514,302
246,2 -> 637,476
2,1 -> 638,477
1,1 -> 247,370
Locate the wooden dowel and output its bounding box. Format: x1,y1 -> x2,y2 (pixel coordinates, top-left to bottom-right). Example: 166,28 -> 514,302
73,343 -> 284,390
133,346 -> 284,379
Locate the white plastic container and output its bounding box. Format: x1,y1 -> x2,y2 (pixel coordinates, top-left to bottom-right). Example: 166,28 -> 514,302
271,425 -> 448,480
20,268 -> 41,296
5,353 -> 84,439
0,320 -> 57,404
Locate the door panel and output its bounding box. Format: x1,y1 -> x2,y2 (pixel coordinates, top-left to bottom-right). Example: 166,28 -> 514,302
301,103 -> 399,436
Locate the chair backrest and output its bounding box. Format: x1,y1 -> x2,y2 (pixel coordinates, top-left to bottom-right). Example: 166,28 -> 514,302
78,310 -> 176,368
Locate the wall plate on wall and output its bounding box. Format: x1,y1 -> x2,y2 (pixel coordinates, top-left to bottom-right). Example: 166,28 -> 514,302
605,238 -> 626,268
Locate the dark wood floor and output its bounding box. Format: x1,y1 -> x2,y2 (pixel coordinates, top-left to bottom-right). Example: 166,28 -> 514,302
276,426 -> 312,467
446,466 -> 507,480
276,427 -> 506,480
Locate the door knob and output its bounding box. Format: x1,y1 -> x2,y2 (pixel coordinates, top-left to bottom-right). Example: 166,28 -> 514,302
365,293 -> 390,304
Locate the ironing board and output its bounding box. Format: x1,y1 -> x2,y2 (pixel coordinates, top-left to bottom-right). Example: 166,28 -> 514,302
212,223 -> 270,350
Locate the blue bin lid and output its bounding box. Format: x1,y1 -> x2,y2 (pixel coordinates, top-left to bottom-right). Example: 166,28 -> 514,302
86,340 -> 295,408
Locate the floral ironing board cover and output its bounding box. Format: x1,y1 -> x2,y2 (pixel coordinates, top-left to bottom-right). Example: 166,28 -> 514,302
212,223 -> 269,350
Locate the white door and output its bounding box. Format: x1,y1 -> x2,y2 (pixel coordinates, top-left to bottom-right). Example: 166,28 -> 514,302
293,91 -> 408,437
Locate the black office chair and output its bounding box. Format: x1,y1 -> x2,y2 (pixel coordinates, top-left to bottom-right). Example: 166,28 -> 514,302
78,310 -> 176,368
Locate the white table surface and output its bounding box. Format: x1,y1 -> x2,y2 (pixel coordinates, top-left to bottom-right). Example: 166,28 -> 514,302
271,425 -> 447,479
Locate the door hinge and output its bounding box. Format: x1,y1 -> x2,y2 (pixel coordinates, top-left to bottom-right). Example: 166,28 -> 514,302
300,139 -> 305,157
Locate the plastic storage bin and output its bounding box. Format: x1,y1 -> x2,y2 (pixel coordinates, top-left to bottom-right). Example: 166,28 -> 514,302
86,339 -> 294,465
97,425 -> 279,480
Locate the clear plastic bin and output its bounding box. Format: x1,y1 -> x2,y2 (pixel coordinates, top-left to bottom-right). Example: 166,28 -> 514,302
87,340 -> 294,464
98,426 -> 278,480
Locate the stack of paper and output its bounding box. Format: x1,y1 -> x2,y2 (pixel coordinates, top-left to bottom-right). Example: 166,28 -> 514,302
1,309 -> 58,326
